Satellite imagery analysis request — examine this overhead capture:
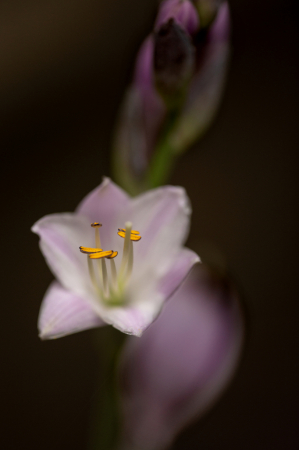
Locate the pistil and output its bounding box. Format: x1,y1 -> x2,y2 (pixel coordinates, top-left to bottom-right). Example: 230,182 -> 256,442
91,222 -> 104,289
119,222 -> 132,281
91,222 -> 102,248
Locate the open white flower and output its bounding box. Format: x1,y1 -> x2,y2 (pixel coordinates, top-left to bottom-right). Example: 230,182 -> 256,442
32,178 -> 200,338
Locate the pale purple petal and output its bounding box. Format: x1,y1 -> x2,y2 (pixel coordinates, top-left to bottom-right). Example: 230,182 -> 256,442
134,37 -> 155,89
208,1 -> 230,44
102,250 -> 199,336
101,254 -> 200,337
38,282 -> 103,339
158,248 -> 200,298
129,185 -> 192,263
155,0 -> 199,35
76,177 -> 131,249
100,303 -> 159,337
32,213 -> 94,299
119,265 -> 244,450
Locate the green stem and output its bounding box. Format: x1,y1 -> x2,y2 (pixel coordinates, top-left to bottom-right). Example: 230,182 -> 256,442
146,110 -> 179,188
88,327 -> 126,450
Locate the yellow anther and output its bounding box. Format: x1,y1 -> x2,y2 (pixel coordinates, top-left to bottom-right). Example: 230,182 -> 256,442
118,228 -> 140,235
117,231 -> 141,241
91,222 -> 102,228
89,250 -> 113,259
79,246 -> 103,254
106,251 -> 118,259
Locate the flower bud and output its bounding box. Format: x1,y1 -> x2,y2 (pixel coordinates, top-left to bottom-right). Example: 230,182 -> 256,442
167,2 -> 230,153
113,1 -> 230,193
155,0 -> 199,35
154,19 -> 195,108
119,265 -> 244,450
113,35 -> 167,193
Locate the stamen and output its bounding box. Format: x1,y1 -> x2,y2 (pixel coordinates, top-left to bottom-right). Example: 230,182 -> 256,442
109,258 -> 118,289
106,251 -> 118,259
118,228 -> 140,235
79,246 -> 102,254
126,240 -> 134,279
91,223 -> 102,248
119,222 -> 132,279
89,250 -> 113,259
90,223 -> 103,291
117,230 -> 142,241
101,258 -> 109,295
87,256 -> 98,292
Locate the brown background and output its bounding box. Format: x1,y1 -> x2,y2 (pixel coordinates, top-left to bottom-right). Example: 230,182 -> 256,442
1,0 -> 298,449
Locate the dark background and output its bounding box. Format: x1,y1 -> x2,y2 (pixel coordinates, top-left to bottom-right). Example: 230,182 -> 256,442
1,0 -> 298,449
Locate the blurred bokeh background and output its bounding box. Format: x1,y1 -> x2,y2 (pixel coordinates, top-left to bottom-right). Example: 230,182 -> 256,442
1,0 -> 298,448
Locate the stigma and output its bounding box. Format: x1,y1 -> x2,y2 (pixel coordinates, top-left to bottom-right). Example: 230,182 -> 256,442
79,221 -> 141,305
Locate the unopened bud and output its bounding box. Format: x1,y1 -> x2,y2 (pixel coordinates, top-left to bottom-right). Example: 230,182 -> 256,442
155,0 -> 199,35
113,0 -> 230,192
119,265 -> 244,450
166,2 -> 230,153
154,19 -> 195,107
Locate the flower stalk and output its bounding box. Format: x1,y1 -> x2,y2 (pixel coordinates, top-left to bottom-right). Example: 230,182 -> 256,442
88,327 -> 127,450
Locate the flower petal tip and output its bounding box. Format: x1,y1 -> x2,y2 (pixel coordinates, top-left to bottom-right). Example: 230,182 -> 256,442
166,185 -> 191,213
101,176 -> 111,187
31,219 -> 42,235
111,322 -> 144,338
38,330 -> 55,340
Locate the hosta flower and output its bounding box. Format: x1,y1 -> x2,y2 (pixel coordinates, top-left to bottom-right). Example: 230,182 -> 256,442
32,178 -> 199,338
119,265 -> 244,450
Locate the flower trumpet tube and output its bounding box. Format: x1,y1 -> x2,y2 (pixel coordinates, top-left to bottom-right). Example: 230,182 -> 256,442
32,178 -> 200,338
113,0 -> 230,193
119,265 -> 244,450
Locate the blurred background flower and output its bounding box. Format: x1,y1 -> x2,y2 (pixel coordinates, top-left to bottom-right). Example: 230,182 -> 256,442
119,265 -> 244,450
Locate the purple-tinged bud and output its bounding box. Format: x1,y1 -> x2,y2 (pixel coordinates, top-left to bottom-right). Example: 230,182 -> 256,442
113,37 -> 166,192
134,36 -> 154,89
113,0 -> 230,192
155,0 -> 200,36
119,265 -> 244,450
166,2 -> 230,153
207,0 -> 230,43
154,19 -> 195,107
